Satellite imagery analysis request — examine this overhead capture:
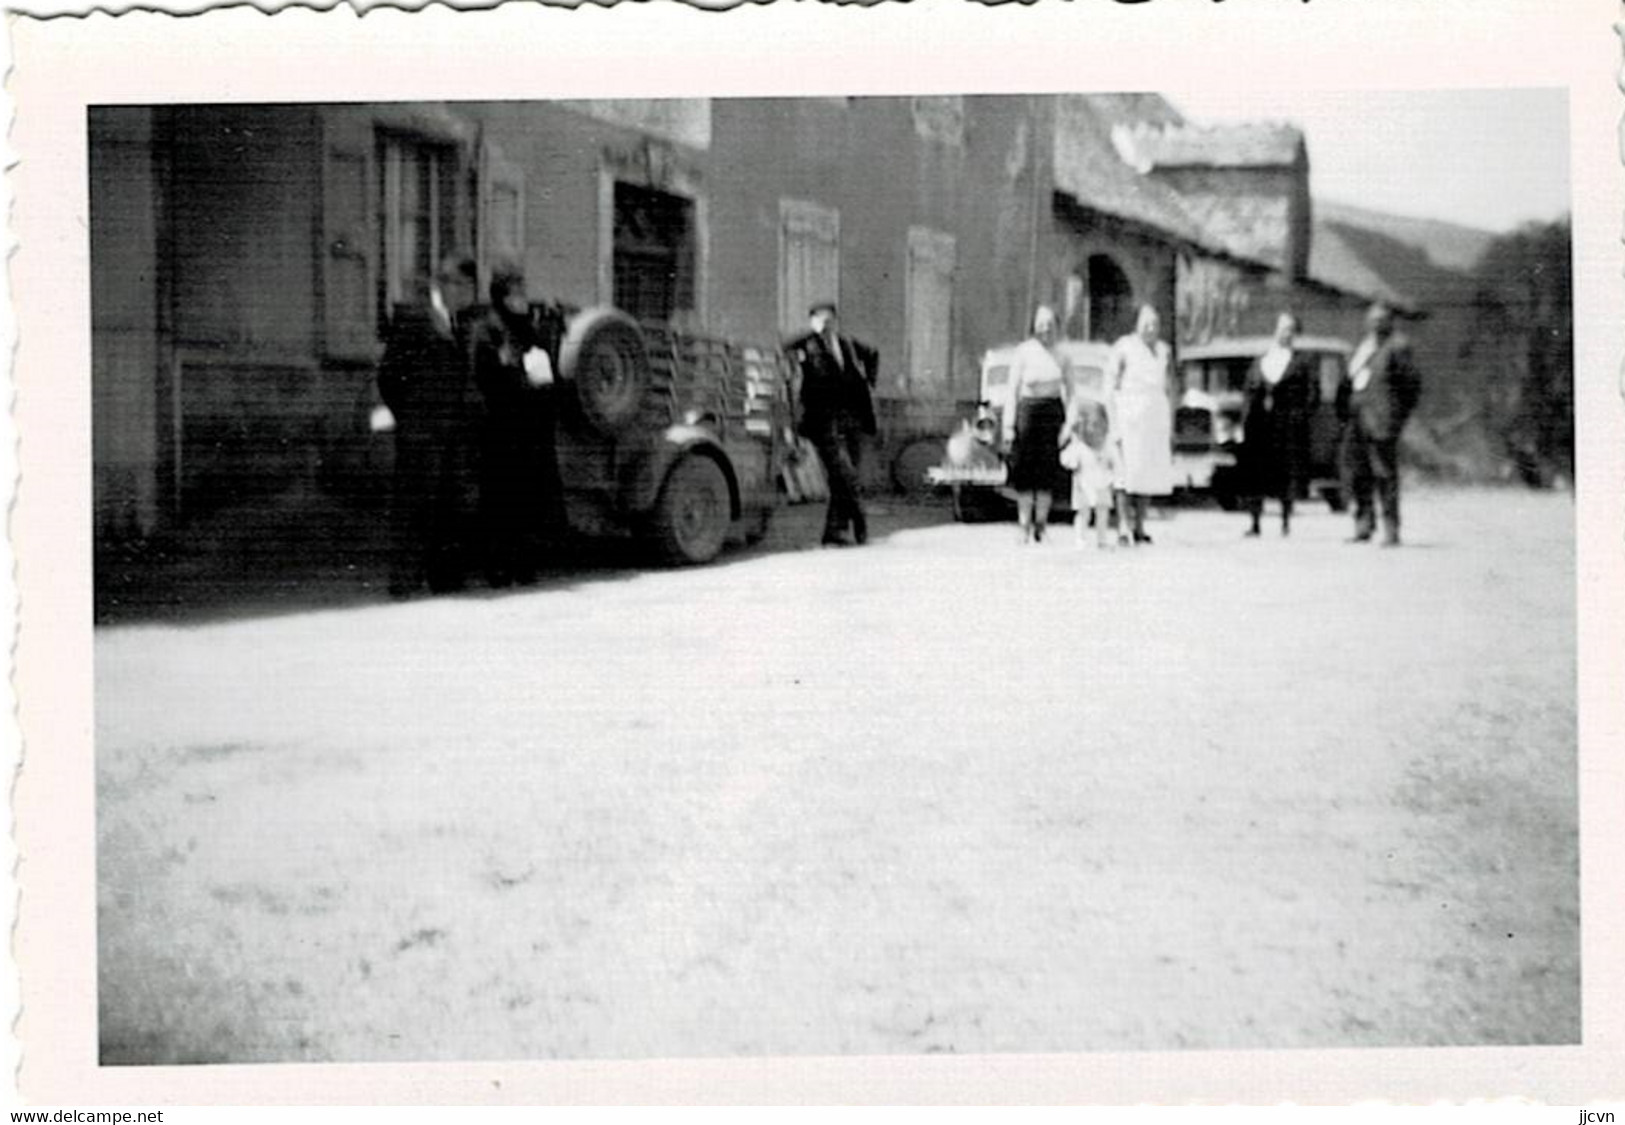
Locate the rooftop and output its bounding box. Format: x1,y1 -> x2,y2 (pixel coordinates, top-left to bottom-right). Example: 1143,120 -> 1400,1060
1111,121 -> 1306,172
1306,219 -> 1421,313
1052,96 -> 1215,251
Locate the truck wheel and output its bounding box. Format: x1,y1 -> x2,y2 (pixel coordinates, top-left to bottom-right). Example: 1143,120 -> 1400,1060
558,307 -> 651,437
650,455 -> 731,566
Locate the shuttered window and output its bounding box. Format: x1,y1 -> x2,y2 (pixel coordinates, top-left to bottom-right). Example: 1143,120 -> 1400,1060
905,226 -> 956,397
778,199 -> 840,337
478,139 -> 525,289
319,112 -> 378,363
378,135 -> 458,319
320,111 -> 480,360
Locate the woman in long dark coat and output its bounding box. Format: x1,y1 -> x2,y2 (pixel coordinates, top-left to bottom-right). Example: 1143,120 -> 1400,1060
472,265 -> 566,586
1239,312 -> 1320,537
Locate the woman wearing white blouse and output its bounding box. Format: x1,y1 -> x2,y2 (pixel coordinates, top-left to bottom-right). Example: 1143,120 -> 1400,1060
1002,305 -> 1069,543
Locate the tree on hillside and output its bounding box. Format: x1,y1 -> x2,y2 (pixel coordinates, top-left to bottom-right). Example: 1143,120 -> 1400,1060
1461,219 -> 1573,486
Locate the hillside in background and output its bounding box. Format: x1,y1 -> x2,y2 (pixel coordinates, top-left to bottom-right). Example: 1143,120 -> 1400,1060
1309,201 -> 1570,483
1314,199 -> 1500,274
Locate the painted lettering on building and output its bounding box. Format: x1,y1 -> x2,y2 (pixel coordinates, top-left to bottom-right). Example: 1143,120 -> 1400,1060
1176,253 -> 1251,346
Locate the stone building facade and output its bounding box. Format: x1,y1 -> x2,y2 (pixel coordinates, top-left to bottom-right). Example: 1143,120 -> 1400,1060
90,93 -> 1389,546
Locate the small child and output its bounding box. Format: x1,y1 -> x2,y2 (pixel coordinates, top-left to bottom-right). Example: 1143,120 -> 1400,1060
1058,389 -> 1123,549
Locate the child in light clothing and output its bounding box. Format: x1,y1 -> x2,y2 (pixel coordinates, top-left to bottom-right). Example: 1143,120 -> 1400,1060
1059,387 -> 1123,549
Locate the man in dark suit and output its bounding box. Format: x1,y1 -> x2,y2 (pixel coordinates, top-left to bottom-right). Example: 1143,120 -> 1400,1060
788,302 -> 879,547
1338,303 -> 1423,546
377,256 -> 481,597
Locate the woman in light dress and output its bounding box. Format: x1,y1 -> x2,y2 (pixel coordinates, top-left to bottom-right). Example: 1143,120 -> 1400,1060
1002,304 -> 1069,543
1108,304 -> 1176,545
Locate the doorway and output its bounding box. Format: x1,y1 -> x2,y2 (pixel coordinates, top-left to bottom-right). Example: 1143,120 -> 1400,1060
1087,253 -> 1136,343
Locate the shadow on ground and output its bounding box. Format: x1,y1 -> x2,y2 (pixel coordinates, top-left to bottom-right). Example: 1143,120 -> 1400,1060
94,490 -> 960,627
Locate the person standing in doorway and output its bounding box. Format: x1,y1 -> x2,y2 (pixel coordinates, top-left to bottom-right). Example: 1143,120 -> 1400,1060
1239,311 -> 1320,538
1338,303 -> 1423,547
1108,304 -> 1176,545
377,256 -> 480,599
789,302 -> 878,547
1003,304 -> 1069,544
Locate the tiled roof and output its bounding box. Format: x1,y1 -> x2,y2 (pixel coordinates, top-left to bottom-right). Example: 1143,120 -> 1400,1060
1052,96 -> 1214,250
1168,190 -> 1292,272
1316,199 -> 1496,274
1051,96 -> 1417,317
1080,92 -> 1188,131
1113,122 -> 1305,171
1307,220 -> 1420,312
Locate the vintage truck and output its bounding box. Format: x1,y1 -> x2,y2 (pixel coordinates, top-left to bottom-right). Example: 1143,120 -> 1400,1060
550,308 -> 791,565
368,304 -> 791,567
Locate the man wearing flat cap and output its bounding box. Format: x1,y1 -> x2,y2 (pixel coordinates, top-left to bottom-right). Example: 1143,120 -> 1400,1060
788,302 -> 879,547
1338,302 -> 1423,546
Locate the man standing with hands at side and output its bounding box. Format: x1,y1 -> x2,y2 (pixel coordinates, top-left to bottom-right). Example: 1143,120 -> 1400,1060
789,302 -> 879,547
1338,302 -> 1423,546
377,255 -> 481,599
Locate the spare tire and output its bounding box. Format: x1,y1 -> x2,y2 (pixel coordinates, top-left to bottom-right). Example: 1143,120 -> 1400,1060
558,307 -> 653,437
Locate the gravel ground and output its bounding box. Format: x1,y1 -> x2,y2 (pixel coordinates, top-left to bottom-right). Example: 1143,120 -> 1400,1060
95,486 -> 1578,1063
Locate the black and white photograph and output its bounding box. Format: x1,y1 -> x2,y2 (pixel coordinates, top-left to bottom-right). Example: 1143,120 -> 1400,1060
86,86 -> 1580,1057
8,0 -> 1624,1107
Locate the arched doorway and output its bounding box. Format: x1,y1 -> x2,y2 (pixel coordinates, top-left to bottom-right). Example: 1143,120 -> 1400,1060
1087,253 -> 1136,343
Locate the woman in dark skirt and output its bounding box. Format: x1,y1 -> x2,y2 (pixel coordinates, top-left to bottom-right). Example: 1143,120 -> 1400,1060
1002,305 -> 1069,543
1239,311 -> 1320,537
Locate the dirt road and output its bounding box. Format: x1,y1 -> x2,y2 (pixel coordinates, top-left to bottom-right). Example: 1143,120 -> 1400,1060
95,487 -> 1578,1062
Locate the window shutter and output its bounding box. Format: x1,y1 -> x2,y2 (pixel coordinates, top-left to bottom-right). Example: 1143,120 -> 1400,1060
778,199 -> 840,338
905,226 -> 956,397
478,138 -> 526,291
320,109 -> 378,363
